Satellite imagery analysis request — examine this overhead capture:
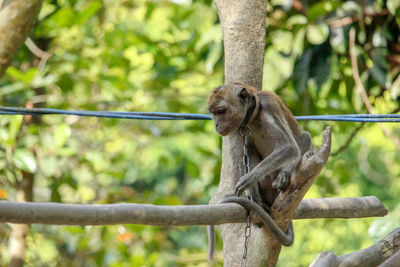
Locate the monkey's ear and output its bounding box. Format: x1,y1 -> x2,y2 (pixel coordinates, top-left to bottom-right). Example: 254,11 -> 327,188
239,87 -> 250,101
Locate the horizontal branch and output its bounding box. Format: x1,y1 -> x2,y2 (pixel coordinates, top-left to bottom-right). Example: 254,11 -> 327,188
0,196 -> 387,226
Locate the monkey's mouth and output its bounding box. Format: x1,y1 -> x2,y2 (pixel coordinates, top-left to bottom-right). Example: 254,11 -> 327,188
216,125 -> 230,136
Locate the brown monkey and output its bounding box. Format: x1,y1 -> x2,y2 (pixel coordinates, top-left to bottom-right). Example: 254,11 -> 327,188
208,82 -> 311,205
207,82 -> 311,261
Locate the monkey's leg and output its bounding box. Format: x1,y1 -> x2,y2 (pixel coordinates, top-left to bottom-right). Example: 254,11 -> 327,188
273,161 -> 299,191
273,132 -> 312,190
299,131 -> 312,155
235,144 -> 300,195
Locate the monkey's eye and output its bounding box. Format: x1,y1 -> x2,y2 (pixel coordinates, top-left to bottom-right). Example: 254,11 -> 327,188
239,88 -> 249,100
214,108 -> 227,115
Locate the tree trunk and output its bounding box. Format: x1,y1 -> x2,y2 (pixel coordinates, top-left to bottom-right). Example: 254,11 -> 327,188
210,0 -> 268,266
9,172 -> 33,267
0,0 -> 42,78
209,2 -> 334,266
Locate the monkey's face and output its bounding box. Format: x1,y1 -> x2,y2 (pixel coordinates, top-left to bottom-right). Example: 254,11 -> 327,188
207,84 -> 251,136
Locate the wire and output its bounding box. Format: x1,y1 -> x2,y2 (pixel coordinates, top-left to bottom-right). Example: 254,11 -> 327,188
295,115 -> 400,123
0,107 -> 210,120
0,106 -> 400,122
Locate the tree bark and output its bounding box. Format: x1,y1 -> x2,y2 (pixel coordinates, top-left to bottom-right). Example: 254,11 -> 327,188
267,127 -> 332,265
0,0 -> 42,79
9,172 -> 33,267
0,196 -> 387,226
210,0 -> 268,266
310,228 -> 400,267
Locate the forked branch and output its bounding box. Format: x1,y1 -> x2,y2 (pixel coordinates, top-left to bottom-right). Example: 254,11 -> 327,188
267,126 -> 333,266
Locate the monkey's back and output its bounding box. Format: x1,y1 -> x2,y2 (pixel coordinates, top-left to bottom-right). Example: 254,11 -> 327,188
256,91 -> 303,140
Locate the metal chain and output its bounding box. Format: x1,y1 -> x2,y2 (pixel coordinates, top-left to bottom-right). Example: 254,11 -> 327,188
239,125 -> 252,267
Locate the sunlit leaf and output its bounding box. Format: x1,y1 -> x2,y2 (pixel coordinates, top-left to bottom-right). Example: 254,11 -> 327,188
306,23 -> 329,45
6,67 -> 38,84
185,160 -> 200,178
308,0 -> 341,21
12,149 -> 37,173
54,123 -> 71,147
387,0 -> 400,14
48,8 -> 76,27
75,1 -> 101,24
390,75 -> 400,99
8,115 -> 23,146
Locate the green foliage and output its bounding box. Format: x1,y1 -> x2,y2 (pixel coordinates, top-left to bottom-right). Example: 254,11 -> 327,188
0,0 -> 399,266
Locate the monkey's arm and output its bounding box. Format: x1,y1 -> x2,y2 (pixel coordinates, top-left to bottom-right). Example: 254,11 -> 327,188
235,114 -> 300,196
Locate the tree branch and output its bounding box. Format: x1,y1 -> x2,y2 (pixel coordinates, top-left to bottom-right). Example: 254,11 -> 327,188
0,196 -> 387,226
379,250 -> 400,267
24,38 -> 51,71
0,0 -> 42,78
331,123 -> 365,157
267,126 -> 333,266
310,228 -> 400,267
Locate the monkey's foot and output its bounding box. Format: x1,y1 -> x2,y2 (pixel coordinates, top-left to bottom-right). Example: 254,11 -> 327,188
273,171 -> 290,191
234,173 -> 254,196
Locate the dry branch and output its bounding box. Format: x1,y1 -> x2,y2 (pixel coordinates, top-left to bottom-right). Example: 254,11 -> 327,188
0,196 -> 387,226
265,126 -> 333,266
379,250 -> 400,267
310,228 -> 400,267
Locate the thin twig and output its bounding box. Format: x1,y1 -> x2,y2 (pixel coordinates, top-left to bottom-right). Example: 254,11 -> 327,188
349,27 -> 400,151
24,38 -> 51,71
327,9 -> 390,28
331,123 -> 365,156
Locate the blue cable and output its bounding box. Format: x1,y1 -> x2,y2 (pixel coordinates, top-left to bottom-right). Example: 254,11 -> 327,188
0,106 -> 400,122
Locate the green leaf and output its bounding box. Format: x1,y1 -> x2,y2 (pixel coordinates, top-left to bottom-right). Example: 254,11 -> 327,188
8,116 -> 23,146
75,1 -> 101,24
309,41 -> 332,89
54,123 -> 71,147
390,75 -> 400,99
306,23 -> 329,45
48,8 -> 76,27
287,15 -> 308,27
0,82 -> 28,96
293,49 -> 312,93
387,0 -> 400,15
6,67 -> 38,84
12,149 -> 37,173
308,0 -> 341,21
369,48 -> 389,88
293,41 -> 332,93
185,160 -> 200,178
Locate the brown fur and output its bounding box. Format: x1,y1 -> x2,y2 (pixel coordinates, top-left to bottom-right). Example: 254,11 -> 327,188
208,82 -> 311,204
207,83 -> 311,261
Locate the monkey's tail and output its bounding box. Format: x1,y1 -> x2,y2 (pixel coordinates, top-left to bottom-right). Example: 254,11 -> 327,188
218,195 -> 294,246
207,225 -> 215,263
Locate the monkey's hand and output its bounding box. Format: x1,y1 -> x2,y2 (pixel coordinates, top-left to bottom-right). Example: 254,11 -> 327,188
272,170 -> 290,191
235,173 -> 256,196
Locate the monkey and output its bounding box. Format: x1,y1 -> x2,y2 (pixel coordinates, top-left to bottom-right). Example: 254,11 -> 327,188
207,82 -> 312,261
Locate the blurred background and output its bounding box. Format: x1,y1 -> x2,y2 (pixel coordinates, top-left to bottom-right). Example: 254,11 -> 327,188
0,0 -> 400,266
